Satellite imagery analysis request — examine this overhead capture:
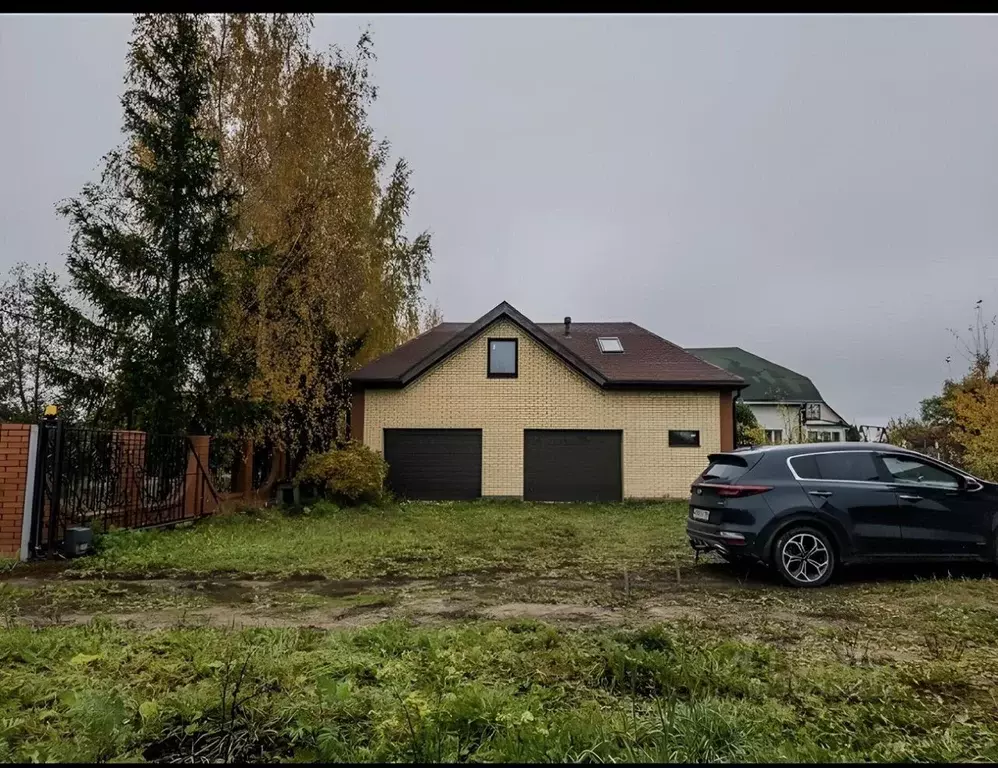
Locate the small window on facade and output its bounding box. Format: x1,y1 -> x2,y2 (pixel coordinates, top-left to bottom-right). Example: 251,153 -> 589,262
488,338 -> 517,377
805,402 -> 821,420
669,430 -> 700,447
597,337 -> 624,353
765,429 -> 783,445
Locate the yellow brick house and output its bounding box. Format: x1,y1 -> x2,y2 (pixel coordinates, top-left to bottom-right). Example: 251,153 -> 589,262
349,302 -> 744,501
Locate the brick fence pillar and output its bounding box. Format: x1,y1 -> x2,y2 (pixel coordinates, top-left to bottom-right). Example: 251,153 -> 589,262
0,424 -> 32,559
114,430 -> 147,508
184,435 -> 214,517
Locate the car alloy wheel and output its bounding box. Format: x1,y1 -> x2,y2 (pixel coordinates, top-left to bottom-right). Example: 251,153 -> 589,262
774,527 -> 835,587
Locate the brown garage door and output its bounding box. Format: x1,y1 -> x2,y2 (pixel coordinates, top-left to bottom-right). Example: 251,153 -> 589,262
523,429 -> 622,502
383,429 -> 482,500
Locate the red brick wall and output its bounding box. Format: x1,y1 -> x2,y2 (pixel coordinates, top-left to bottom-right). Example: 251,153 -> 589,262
0,424 -> 31,558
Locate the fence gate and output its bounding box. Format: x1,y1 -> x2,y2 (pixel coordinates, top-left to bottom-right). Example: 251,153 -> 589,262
28,421 -> 215,557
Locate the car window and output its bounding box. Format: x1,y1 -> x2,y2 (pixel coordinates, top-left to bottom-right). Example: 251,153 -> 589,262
881,455 -> 960,489
788,455 -> 819,479
813,452 -> 881,482
700,457 -> 747,482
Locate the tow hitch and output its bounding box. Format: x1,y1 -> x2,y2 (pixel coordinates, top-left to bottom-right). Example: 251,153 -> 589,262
690,537 -> 729,563
689,538 -> 714,563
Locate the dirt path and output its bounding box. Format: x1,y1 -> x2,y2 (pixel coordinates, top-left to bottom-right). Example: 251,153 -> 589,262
3,559 -> 995,656
0,560 -> 769,630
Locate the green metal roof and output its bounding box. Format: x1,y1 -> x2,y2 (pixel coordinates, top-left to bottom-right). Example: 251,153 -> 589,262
685,347 -> 824,403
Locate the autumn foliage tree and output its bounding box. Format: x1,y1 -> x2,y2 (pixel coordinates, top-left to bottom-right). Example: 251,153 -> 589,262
207,14 -> 432,463
885,387 -> 964,464
948,366 -> 998,480
943,302 -> 998,479
889,301 -> 998,480
21,14 -> 432,459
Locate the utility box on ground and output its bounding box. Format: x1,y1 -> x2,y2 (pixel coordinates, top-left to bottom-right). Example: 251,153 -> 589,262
63,527 -> 93,557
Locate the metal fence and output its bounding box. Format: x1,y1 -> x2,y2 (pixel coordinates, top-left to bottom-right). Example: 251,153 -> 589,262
28,421 -> 215,557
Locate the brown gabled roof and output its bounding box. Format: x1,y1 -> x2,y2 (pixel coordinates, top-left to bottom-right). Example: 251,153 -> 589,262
350,323 -> 469,383
350,301 -> 745,391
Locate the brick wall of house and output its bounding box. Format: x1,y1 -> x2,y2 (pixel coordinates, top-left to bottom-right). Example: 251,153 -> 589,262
0,424 -> 31,558
363,319 -> 722,499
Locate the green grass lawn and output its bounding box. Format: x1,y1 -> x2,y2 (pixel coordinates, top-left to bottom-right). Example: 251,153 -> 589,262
3,500 -> 998,762
2,617 -> 998,762
69,500 -> 691,580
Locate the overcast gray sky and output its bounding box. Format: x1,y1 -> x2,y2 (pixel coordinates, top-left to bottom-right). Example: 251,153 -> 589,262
3,14 -> 997,427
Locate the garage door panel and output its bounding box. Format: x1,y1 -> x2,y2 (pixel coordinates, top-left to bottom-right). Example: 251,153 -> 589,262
383,429 -> 482,500
523,430 -> 622,502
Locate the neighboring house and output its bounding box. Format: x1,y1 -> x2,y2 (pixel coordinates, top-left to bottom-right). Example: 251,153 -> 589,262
349,301 -> 745,501
685,347 -> 849,444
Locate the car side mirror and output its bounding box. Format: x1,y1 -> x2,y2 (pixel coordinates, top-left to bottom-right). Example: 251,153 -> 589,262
962,476 -> 984,492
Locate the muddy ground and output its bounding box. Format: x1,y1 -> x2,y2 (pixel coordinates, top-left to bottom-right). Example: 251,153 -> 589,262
4,555 -> 996,664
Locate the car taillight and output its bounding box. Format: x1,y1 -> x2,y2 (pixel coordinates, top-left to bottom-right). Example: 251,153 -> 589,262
693,483 -> 772,498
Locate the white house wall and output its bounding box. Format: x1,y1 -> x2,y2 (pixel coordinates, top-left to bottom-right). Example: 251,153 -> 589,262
819,401 -> 846,424
743,401 -> 846,441
744,403 -> 786,432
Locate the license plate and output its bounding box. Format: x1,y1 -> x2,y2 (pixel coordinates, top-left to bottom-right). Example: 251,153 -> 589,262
692,508 -> 710,522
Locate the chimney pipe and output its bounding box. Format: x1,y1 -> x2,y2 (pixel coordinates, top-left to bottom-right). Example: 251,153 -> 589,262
564,316 -> 572,337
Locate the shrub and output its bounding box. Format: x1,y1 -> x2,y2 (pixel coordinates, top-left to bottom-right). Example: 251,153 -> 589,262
735,402 -> 766,446
294,442 -> 388,504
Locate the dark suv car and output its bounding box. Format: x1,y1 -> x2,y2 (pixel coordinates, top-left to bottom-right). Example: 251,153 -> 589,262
687,443 -> 998,587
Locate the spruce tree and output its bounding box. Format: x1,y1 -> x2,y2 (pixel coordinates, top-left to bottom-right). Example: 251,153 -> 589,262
39,14 -> 235,434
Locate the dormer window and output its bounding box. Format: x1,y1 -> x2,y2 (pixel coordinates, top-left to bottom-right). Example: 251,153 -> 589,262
597,337 -> 623,353
488,338 -> 518,377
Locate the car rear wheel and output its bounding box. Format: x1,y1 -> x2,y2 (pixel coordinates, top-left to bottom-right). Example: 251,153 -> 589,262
773,526 -> 835,588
